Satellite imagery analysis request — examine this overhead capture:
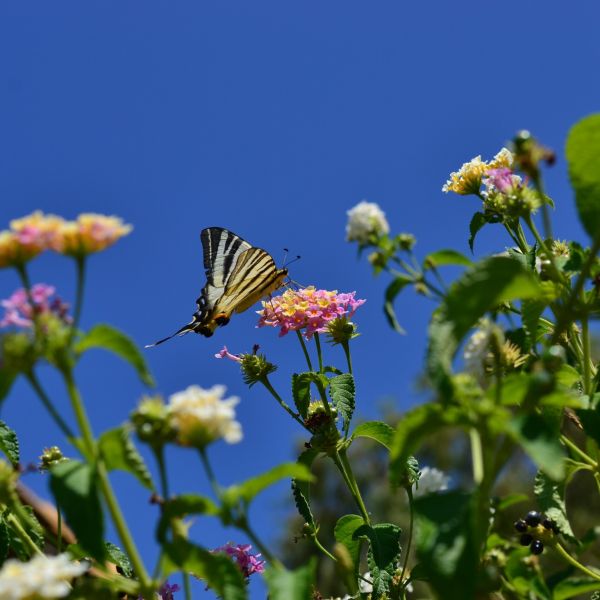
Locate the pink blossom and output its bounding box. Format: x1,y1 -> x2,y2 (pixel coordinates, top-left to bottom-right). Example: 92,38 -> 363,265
138,581 -> 180,599
257,286 -> 365,339
0,284 -> 71,329
213,543 -> 265,579
485,168 -> 519,193
214,346 -> 242,362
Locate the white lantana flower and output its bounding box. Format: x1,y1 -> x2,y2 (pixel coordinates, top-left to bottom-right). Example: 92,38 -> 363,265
168,384 -> 242,447
346,201 -> 390,244
0,553 -> 88,599
414,466 -> 450,498
463,318 -> 494,380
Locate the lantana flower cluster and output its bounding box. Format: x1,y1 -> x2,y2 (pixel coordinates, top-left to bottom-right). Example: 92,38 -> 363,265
0,553 -> 88,599
257,286 -> 365,339
0,211 -> 132,268
166,384 -> 242,448
442,148 -> 542,217
0,284 -> 70,329
345,200 -> 390,245
213,543 -> 265,580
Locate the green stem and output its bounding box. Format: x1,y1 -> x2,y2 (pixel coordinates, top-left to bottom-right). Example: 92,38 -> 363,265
314,333 -> 324,373
560,434 -> 597,467
554,542 -> 600,582
524,214 -> 561,280
199,448 -> 221,499
238,518 -> 283,569
296,331 -> 313,371
153,446 -> 170,499
62,370 -> 152,592
6,511 -> 44,557
515,221 -> 530,253
502,223 -> 524,253
312,534 -> 336,562
532,175 -> 553,240
341,341 -> 353,376
260,377 -> 308,429
551,237 -> 600,345
400,487 -> 414,585
582,312 -> 593,397
57,506 -> 62,553
470,428 -> 484,485
183,573 -> 191,600
336,448 -> 370,524
25,370 -> 75,440
70,255 -> 86,344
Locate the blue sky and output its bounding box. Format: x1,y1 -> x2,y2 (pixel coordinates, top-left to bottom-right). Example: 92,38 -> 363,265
1,2 -> 599,596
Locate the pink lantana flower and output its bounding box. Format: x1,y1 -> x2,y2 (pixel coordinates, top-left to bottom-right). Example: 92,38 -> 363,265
214,346 -> 242,362
257,286 -> 365,339
213,543 -> 265,579
0,284 -> 71,329
484,167 -> 522,193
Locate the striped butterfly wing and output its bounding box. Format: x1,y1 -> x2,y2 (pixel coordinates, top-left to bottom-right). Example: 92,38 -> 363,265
212,247 -> 288,317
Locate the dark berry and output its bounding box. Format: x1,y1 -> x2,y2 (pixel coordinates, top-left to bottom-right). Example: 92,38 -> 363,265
519,533 -> 533,546
514,519 -> 528,533
542,518 -> 554,531
525,511 -> 542,527
531,540 -> 544,555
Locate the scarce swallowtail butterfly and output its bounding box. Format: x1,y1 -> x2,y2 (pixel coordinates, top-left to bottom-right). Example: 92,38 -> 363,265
147,227 -> 288,346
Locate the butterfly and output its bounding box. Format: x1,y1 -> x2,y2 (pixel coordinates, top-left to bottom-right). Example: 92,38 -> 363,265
148,227 -> 288,346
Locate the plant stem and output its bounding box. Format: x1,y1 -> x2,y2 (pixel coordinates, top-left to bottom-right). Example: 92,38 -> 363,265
560,434 -> 597,467
470,428 -> 485,485
25,370 -> 75,440
183,573 -> 192,600
6,512 -> 44,557
296,331 -> 313,371
70,255 -> 86,344
57,506 -> 62,553
524,215 -> 562,280
551,237 -> 600,345
238,518 -> 283,569
62,369 -> 152,592
154,446 -> 170,499
554,542 -> 600,582
314,333 -> 324,373
582,311 -> 593,397
399,486 -> 414,585
336,448 -> 370,525
199,448 -> 221,499
341,341 -> 353,376
260,377 -> 308,430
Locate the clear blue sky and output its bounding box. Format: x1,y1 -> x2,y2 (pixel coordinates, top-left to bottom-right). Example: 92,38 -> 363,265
1,2 -> 599,596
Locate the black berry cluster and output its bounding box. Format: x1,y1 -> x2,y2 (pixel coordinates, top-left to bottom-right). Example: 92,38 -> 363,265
514,511 -> 559,555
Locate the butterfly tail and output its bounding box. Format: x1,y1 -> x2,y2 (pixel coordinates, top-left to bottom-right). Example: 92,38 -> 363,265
144,323 -> 195,348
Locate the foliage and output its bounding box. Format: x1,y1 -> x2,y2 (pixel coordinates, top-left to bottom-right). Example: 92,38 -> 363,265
0,118 -> 600,599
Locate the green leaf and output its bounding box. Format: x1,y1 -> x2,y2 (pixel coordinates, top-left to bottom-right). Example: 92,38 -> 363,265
0,420 -> 19,466
566,113 -> 600,240
0,370 -> 17,408
329,373 -> 355,429
291,448 -> 319,530
162,540 -> 247,600
355,523 -> 402,597
334,514 -> 364,572
49,460 -> 105,561
0,513 -> 9,562
99,426 -> 155,491
578,406 -> 600,446
75,324 -> 155,387
522,299 -> 546,344
427,257 -> 541,398
553,578 -> 600,600
414,491 -> 479,600
390,403 -> 466,486
156,494 -> 220,543
423,249 -> 472,270
496,493 -> 529,511
468,211 -> 487,252
507,414 -> 565,480
291,373 -> 312,419
223,463 -> 314,506
105,542 -> 133,578
351,421 -> 395,450
534,471 -> 576,542
383,275 -> 412,334
264,561 -> 316,600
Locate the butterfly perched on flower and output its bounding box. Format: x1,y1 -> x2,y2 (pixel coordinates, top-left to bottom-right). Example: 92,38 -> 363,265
147,227 -> 288,346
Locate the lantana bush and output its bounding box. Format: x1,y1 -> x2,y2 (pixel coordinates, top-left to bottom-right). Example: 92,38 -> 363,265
1,115 -> 600,599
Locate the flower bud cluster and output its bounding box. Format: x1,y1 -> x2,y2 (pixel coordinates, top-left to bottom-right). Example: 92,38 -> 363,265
514,510 -> 559,555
